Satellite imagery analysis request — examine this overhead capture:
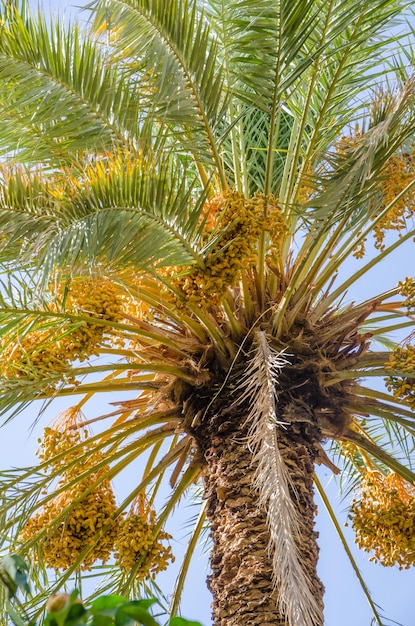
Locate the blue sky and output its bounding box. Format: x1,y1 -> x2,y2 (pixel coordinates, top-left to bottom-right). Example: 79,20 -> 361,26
2,1 -> 415,625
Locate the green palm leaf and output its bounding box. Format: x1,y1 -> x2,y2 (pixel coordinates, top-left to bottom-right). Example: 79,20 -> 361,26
89,0 -> 228,179
0,2 -> 148,162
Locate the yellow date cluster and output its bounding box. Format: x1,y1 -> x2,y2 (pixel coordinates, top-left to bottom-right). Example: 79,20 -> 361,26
398,277 -> 415,311
349,471 -> 415,569
114,499 -> 175,582
38,426 -> 88,470
371,151 -> 415,252
385,345 -> 415,408
21,422 -> 174,577
21,424 -> 118,570
174,191 -> 286,304
336,131 -> 415,258
21,478 -> 118,570
56,276 -> 125,360
0,277 -> 125,386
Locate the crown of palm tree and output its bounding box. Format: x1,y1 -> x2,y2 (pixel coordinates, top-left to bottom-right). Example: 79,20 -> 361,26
1,1 -> 415,625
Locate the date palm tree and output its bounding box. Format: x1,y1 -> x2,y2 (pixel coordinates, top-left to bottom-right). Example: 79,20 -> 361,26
1,1 -> 415,624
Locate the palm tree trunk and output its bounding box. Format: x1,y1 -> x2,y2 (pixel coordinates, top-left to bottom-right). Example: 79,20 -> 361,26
200,416 -> 324,626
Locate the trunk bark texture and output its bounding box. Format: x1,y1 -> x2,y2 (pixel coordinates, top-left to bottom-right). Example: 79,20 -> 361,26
200,416 -> 324,626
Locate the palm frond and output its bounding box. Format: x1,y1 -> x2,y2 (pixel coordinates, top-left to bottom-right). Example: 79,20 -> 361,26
0,1 -> 151,163
88,0 -> 228,182
0,154 -> 207,283
313,75 -> 415,223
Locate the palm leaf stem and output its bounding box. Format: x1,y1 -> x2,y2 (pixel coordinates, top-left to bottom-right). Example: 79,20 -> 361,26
240,270 -> 255,323
313,296 -> 400,346
279,118 -> 300,233
114,441 -> 190,514
0,307 -> 193,355
169,439 -> 193,490
69,372 -> 121,410
375,300 -> 408,310
194,160 -> 215,199
346,289 -> 399,314
356,384 -> 415,411
236,101 -> 250,194
4,412 -> 179,499
222,55 -> 243,193
325,368 -> 410,386
140,282 -> 230,355
341,429 -> 415,483
291,214 -> 350,297
347,402 -> 415,436
122,283 -> 208,342
0,367 -> 189,403
222,291 -> 244,336
121,314 -> 205,353
186,307 -> 232,357
144,440 -> 167,488
152,463 -> 201,536
44,379 -> 162,398
315,220 -> 411,304
263,3 -> 283,199
272,215 -> 349,333
98,347 -> 151,358
363,311 -> 407,325
65,361 -> 199,384
345,352 -> 390,366
314,474 -> 386,626
352,393 -> 415,423
170,500 -> 207,617
324,296 -> 392,335
369,319 -> 414,336
103,411 -> 182,452
146,434 -> 181,506
256,233 -> 267,310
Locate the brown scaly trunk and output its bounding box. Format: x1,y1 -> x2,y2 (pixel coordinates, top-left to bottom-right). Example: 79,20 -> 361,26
199,415 -> 324,626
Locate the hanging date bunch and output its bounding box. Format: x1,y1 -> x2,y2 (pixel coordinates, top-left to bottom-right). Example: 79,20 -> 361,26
385,344 -> 415,409
336,129 -> 415,258
0,276 -> 125,387
173,191 -> 286,304
397,276 -> 415,312
114,493 -> 174,582
20,409 -> 119,570
370,147 -> 415,251
348,471 -> 415,569
56,275 -> 125,360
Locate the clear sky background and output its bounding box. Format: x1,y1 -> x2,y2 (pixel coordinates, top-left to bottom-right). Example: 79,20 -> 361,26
1,1 -> 415,625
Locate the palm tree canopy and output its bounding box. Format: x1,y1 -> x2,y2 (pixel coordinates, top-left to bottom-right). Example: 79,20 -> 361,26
1,1 -> 415,624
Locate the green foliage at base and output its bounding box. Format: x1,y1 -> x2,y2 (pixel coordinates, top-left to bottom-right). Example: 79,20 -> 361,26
0,555 -> 203,626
